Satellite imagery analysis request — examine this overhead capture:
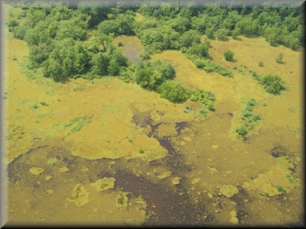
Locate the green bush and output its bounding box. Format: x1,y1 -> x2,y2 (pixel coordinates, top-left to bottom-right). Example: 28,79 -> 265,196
201,60 -> 233,78
194,59 -> 204,69
252,114 -> 261,121
117,41 -> 124,46
157,81 -> 190,103
139,149 -> 145,154
258,61 -> 264,66
276,185 -> 286,194
207,101 -> 215,111
235,124 -> 248,136
224,50 -> 234,61
247,98 -> 256,107
258,74 -> 286,95
135,60 -> 176,91
17,11 -> 27,19
13,26 -> 28,40
139,51 -> 151,60
197,108 -> 207,118
276,53 -> 283,64
8,20 -> 19,27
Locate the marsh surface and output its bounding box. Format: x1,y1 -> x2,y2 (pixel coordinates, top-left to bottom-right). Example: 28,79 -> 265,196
4,5 -> 304,227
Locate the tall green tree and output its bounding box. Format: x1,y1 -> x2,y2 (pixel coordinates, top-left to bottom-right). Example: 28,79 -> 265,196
108,58 -> 120,76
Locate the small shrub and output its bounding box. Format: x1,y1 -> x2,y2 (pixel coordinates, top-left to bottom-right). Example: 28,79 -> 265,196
276,185 -> 286,194
241,109 -> 253,119
235,124 -> 248,136
12,56 -> 17,61
197,108 -> 207,118
8,19 -> 19,28
194,60 -> 204,69
17,11 -> 26,19
224,50 -> 234,61
139,51 -> 151,60
40,101 -> 49,106
258,61 -> 264,67
117,41 -> 124,46
157,81 -> 190,103
276,53 -> 284,64
252,114 -> 261,121
247,98 -> 256,107
139,149 -> 145,154
247,123 -> 255,130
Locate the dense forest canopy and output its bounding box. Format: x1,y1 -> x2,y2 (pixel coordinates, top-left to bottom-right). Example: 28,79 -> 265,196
6,0 -> 304,106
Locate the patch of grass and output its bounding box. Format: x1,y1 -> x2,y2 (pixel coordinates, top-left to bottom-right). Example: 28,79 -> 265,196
257,194 -> 264,199
62,121 -> 76,129
73,86 -> 82,91
12,55 -> 17,61
36,113 -> 50,118
195,59 -> 233,78
62,116 -> 92,135
40,101 -> 48,106
62,116 -> 83,129
277,158 -> 285,165
197,108 -> 207,118
236,99 -> 261,137
31,104 -> 39,109
286,173 -> 298,183
67,119 -> 87,135
258,61 -> 264,67
247,123 -> 255,130
128,138 -> 133,142
284,155 -> 292,163
240,97 -> 246,104
276,185 -> 286,194
252,114 -> 261,122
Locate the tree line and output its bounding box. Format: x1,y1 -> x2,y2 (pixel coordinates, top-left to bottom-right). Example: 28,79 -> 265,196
7,1 -> 299,103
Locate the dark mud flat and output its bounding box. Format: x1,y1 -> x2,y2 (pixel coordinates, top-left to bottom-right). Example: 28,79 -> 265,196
7,142 -> 210,226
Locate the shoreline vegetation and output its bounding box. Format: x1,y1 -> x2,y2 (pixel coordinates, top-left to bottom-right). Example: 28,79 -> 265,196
6,1 -> 302,112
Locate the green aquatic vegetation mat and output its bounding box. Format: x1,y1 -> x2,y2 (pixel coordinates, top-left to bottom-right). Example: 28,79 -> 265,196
235,98 -> 261,136
61,116 -> 93,136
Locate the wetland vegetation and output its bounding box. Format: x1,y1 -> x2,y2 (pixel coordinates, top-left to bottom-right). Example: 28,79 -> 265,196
3,0 -> 304,227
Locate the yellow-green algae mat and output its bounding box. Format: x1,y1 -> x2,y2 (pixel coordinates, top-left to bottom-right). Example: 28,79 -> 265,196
4,5 -> 304,226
